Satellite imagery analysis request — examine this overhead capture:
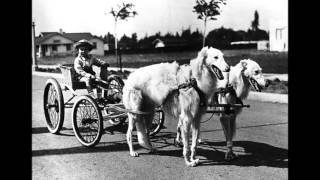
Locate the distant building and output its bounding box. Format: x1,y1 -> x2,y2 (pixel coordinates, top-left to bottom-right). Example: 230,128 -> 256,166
152,39 -> 165,48
257,40 -> 269,51
35,29 -> 105,57
152,38 -> 189,49
269,19 -> 288,52
230,40 -> 269,51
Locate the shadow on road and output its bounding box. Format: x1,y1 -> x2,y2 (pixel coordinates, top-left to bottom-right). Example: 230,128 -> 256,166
145,132 -> 288,168
198,141 -> 287,168
32,128 -> 287,168
32,140 -> 141,157
32,127 -> 74,136
32,127 -> 50,134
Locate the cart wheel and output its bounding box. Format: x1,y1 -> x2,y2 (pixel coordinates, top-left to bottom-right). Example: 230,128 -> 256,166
43,78 -> 65,134
148,109 -> 165,136
72,95 -> 103,147
104,76 -> 124,104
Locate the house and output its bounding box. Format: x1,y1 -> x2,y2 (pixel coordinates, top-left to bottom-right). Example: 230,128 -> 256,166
152,39 -> 165,48
152,38 -> 189,48
257,40 -> 269,51
269,19 -> 288,52
35,29 -> 105,57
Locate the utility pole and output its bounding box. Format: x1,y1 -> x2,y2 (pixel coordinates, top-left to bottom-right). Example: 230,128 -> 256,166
32,21 -> 38,70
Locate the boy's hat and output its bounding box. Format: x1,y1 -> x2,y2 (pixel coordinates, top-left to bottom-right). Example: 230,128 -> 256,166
74,39 -> 94,50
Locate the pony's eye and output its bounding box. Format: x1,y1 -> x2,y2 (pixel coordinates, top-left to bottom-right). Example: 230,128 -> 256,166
214,56 -> 218,59
254,70 -> 260,75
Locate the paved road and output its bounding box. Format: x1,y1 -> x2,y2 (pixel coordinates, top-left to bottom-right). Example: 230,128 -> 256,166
32,75 -> 288,180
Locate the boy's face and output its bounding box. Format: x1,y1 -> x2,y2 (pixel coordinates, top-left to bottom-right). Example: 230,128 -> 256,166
78,47 -> 89,57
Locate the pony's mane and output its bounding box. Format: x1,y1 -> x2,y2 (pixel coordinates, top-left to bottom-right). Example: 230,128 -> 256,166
229,63 -> 251,100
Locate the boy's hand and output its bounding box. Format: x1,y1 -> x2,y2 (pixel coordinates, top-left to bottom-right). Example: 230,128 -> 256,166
90,74 -> 96,79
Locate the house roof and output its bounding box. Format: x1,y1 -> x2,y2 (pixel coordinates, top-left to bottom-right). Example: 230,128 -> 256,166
40,32 -> 57,36
63,33 -> 94,41
35,32 -> 72,45
35,32 -> 104,45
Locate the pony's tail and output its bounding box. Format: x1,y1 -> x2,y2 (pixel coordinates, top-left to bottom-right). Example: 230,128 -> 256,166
162,90 -> 180,120
136,120 -> 153,150
123,86 -> 154,150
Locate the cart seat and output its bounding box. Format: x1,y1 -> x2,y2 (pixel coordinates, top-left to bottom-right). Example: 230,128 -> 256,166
60,64 -> 87,90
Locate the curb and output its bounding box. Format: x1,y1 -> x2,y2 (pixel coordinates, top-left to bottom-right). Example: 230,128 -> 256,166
247,92 -> 287,104
32,70 -> 287,104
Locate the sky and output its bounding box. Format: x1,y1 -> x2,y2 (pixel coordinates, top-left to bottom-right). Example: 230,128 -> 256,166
32,0 -> 288,40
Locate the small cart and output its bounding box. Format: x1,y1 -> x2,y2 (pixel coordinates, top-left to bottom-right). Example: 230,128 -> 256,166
43,64 -> 164,147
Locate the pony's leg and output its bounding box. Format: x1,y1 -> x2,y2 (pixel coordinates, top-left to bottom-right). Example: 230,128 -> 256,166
174,119 -> 183,147
136,113 -> 156,153
190,115 -> 201,165
180,113 -> 198,167
127,113 -> 139,157
219,115 -> 237,161
181,124 -> 191,166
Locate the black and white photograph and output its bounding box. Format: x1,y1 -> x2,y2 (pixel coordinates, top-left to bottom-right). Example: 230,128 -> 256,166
32,0 -> 288,179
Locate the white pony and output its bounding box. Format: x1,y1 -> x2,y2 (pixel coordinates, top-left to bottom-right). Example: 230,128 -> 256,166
215,59 -> 269,161
122,47 -> 230,167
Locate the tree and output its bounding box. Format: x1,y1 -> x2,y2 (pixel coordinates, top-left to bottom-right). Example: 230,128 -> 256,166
109,3 -> 137,71
193,0 -> 227,47
206,26 -> 238,48
248,10 -> 268,41
251,10 -> 259,31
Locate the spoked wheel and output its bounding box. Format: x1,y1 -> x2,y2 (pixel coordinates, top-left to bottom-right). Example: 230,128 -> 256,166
43,78 -> 64,134
148,109 -> 165,136
72,95 -> 103,147
104,76 -> 124,104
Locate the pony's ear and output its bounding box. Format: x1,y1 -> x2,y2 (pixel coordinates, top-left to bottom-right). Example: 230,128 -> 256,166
198,47 -> 208,64
240,60 -> 247,72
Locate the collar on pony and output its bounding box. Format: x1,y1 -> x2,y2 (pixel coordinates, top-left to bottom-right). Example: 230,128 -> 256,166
213,84 -> 243,106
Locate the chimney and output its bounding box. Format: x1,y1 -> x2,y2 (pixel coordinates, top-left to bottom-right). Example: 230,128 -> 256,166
59,28 -> 63,34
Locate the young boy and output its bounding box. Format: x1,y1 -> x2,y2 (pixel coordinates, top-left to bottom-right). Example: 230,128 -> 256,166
73,39 -> 109,98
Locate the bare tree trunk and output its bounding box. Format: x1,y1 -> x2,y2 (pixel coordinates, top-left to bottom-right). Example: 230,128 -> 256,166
114,19 -> 119,71
32,21 -> 38,70
202,18 -> 207,47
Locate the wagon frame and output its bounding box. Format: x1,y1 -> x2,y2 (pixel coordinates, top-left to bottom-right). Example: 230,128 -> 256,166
43,64 -> 164,147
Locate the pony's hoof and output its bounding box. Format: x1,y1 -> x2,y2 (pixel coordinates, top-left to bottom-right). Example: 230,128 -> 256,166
191,158 -> 200,165
225,151 -> 237,161
148,148 -> 157,154
130,151 -> 139,157
186,160 -> 198,167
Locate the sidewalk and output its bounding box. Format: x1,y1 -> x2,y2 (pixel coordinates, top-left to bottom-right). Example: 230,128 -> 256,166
32,69 -> 288,104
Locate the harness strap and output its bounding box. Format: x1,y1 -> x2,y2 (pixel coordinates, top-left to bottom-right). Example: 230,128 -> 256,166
178,78 -> 207,107
214,84 -> 243,105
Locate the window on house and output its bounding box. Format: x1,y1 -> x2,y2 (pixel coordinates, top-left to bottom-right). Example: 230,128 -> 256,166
66,44 -> 71,51
52,45 -> 57,51
276,29 -> 282,40
53,39 -> 61,43
92,42 -> 97,49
